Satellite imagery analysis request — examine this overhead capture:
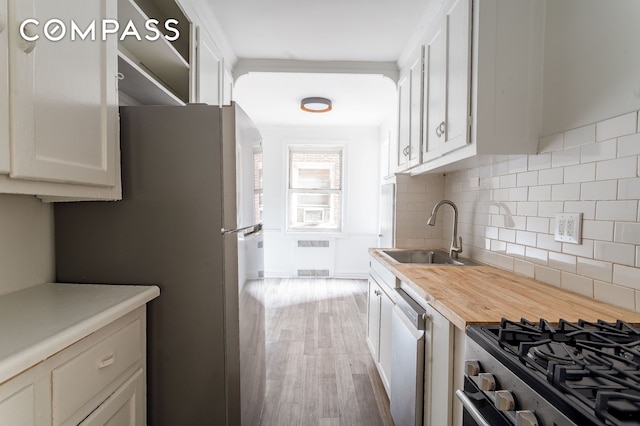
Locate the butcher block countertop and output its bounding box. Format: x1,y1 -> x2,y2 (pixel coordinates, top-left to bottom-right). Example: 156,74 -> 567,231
370,248 -> 640,330
0,283 -> 159,385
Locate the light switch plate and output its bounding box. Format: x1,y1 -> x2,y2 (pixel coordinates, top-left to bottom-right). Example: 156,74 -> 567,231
554,212 -> 583,244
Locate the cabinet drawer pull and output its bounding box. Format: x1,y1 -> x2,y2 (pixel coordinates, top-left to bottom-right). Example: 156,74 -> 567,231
97,354 -> 116,369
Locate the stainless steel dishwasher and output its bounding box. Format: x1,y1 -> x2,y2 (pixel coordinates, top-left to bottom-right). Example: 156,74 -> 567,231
390,287 -> 426,426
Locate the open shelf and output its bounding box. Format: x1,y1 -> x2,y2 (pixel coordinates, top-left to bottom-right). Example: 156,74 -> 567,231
118,0 -> 190,103
118,50 -> 185,106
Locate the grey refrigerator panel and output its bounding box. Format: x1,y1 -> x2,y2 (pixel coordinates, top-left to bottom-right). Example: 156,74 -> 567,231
54,104 -> 265,426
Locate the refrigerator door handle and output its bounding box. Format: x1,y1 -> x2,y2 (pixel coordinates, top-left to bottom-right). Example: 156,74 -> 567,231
221,223 -> 262,236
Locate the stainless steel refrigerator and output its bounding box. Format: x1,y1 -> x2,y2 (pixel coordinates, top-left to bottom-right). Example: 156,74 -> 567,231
54,103 -> 266,426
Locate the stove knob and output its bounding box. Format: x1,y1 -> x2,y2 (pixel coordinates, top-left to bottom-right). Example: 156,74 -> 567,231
495,390 -> 515,411
465,360 -> 480,376
478,373 -> 496,391
516,410 -> 539,426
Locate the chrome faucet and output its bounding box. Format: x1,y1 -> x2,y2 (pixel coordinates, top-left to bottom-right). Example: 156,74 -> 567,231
427,200 -> 462,258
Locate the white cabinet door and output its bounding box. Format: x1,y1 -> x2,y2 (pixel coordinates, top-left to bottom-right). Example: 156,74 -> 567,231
423,0 -> 471,163
407,49 -> 424,168
424,304 -> 454,426
396,75 -> 410,171
79,369 -> 145,426
8,0 -> 118,187
0,0 -> 9,174
196,28 -> 221,105
0,385 -> 35,426
378,286 -> 394,392
366,278 -> 381,361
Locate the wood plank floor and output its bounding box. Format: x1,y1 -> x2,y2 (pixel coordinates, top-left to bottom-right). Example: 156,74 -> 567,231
259,278 -> 394,426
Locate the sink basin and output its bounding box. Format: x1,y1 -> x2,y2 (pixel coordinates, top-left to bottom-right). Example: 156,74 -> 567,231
382,249 -> 480,266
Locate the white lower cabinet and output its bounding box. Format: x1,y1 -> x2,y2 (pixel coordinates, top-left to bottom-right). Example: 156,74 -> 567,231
0,308 -> 147,426
367,274 -> 394,394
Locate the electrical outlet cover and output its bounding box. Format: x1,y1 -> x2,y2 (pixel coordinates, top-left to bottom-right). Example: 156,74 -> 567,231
554,212 -> 583,244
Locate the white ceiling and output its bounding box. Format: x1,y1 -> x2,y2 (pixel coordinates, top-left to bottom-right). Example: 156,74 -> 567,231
234,72 -> 397,127
206,0 -> 433,127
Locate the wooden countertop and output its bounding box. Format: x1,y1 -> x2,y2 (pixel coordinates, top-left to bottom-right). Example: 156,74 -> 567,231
370,248 -> 640,330
0,283 -> 160,385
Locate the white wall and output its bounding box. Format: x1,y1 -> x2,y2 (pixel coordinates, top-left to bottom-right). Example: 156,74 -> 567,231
542,0 -> 640,136
261,126 -> 380,278
438,111 -> 640,313
0,195 -> 55,296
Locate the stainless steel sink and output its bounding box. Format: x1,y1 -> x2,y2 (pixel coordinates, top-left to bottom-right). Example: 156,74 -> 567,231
382,249 -> 480,266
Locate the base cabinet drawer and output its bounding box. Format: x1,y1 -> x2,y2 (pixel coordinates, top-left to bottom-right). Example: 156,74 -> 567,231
79,368 -> 145,426
53,319 -> 142,425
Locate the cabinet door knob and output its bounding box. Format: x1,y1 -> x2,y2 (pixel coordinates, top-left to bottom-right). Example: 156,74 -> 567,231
435,121 -> 446,138
402,146 -> 410,156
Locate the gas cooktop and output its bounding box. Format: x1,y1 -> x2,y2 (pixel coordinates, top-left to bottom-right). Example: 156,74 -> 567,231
468,318 -> 640,425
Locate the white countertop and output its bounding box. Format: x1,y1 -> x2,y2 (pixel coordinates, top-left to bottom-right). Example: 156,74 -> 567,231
0,283 -> 160,385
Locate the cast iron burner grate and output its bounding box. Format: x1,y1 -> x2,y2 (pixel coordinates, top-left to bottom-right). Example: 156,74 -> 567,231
481,318 -> 640,425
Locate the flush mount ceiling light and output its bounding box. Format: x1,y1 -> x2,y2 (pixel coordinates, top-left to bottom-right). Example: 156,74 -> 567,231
301,97 -> 332,113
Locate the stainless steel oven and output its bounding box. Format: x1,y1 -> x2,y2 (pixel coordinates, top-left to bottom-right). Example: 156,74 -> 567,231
459,318 -> 640,426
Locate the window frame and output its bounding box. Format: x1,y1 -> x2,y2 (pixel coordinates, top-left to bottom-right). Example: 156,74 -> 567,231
286,145 -> 345,233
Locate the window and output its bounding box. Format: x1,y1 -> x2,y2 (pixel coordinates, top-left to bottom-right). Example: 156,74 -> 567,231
253,149 -> 263,224
288,147 -> 343,232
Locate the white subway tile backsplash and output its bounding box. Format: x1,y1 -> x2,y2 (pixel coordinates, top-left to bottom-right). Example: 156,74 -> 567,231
596,156 -> 637,181
535,265 -> 561,287
517,171 -> 538,187
516,230 -> 537,247
581,138 -> 617,163
581,180 -> 617,201
594,241 -> 636,266
538,202 -> 564,218
538,168 -> 564,185
596,111 -> 637,141
537,233 -> 562,252
526,217 -> 549,233
548,251 -> 577,273
617,132 -> 640,157
561,272 -> 593,297
525,247 -> 548,265
539,133 -> 564,153
551,183 -> 581,201
528,153 -> 552,171
514,259 -> 535,278
614,222 -> 640,244
563,239 -> 594,258
506,243 -> 526,258
593,281 -> 635,311
564,124 -> 595,148
577,257 -> 613,282
618,178 -> 640,199
517,202 -> 538,217
423,111 -> 640,310
564,201 -> 596,220
528,185 -> 551,201
582,220 -> 613,241
509,156 -> 528,174
613,264 -> 640,291
596,200 -> 638,221
551,147 -> 581,168
564,163 -> 596,184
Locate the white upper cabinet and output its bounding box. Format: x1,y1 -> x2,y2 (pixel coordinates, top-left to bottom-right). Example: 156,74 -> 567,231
423,0 -> 472,163
0,0 -> 9,174
407,49 -> 423,168
410,0 -> 543,174
4,0 -> 121,200
195,28 -> 221,105
396,74 -> 411,172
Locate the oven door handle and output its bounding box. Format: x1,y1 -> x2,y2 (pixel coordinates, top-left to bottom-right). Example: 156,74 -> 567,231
455,389 -> 492,426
